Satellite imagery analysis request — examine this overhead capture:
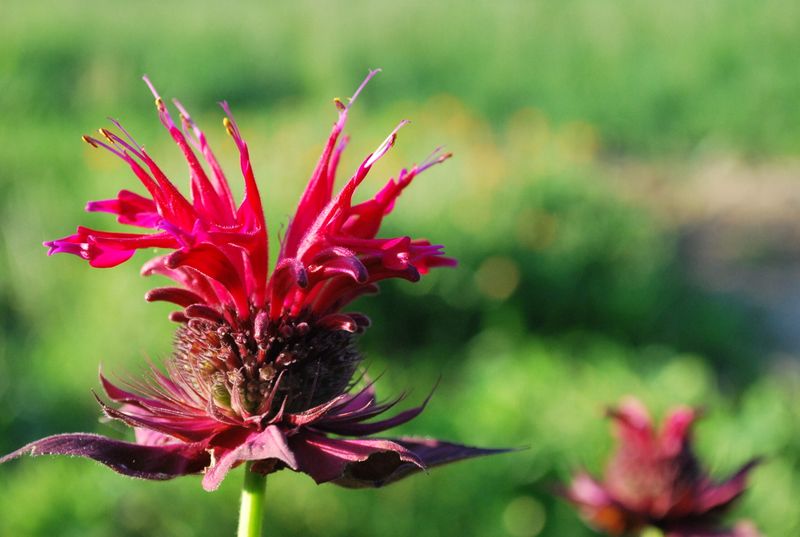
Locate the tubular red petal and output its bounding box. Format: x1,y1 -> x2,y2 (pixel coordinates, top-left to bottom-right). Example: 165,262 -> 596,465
294,120 -> 407,259
220,104 -> 265,232
145,287 -> 204,308
166,244 -> 250,319
47,229 -> 138,268
184,304 -> 225,323
173,99 -> 237,219
168,311 -> 189,323
86,190 -> 161,228
141,257 -> 222,311
308,256 -> 369,284
88,248 -> 136,268
216,103 -> 269,303
60,227 -> 177,269
268,258 -> 308,319
143,78 -> 232,225
317,313 -> 358,333
281,70 -> 379,258
82,134 -> 169,211
82,228 -> 178,250
341,157 -> 445,239
97,122 -> 197,227
307,280 -> 380,316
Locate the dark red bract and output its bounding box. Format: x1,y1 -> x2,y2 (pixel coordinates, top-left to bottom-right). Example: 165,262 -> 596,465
2,71 -> 504,491
563,398 -> 760,537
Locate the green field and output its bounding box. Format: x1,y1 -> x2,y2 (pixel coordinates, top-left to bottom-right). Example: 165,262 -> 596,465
1,1 -> 799,536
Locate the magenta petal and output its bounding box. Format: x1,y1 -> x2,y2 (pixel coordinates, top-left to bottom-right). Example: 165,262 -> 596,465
309,255 -> 369,283
202,426 -> 297,491
696,459 -> 761,513
563,471 -> 615,507
0,433 -> 208,480
333,436 -> 510,488
336,383 -> 377,412
86,189 -> 161,228
100,373 -> 161,407
289,432 -> 423,486
134,428 -> 180,447
89,247 -> 137,268
382,437 -> 513,483
290,433 -> 509,489
661,406 -> 697,456
317,392 -> 432,436
166,244 -> 250,317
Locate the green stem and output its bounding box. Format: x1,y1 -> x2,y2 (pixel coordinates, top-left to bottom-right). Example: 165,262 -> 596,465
237,462 -> 267,537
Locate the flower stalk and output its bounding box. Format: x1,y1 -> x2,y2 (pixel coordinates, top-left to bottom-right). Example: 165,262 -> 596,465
238,463 -> 267,537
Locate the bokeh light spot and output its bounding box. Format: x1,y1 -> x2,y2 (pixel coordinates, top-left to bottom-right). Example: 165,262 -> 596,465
476,256 -> 521,300
502,496 -> 545,537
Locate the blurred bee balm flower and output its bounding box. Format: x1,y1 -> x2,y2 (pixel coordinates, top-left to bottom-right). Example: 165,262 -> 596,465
1,70 -> 506,491
563,398 -> 761,537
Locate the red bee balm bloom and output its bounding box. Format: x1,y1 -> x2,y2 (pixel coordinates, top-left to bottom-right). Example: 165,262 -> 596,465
564,398 -> 760,537
2,71 -> 504,491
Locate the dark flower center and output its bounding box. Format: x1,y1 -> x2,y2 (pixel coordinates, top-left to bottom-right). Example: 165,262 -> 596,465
171,313 -> 361,418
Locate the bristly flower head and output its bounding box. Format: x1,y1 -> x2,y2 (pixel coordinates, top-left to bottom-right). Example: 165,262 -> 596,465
563,398 -> 761,537
2,70 -> 505,491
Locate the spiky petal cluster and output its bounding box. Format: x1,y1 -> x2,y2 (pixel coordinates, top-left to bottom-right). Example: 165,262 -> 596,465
563,399 -> 760,537
2,71 -> 504,490
45,70 -> 454,327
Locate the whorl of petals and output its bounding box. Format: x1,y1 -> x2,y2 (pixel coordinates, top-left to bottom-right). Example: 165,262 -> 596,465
563,398 -> 761,537
4,72 -> 505,491
44,69 -> 455,329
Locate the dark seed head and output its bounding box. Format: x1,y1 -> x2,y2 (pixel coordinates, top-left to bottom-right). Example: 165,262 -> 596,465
170,311 -> 362,419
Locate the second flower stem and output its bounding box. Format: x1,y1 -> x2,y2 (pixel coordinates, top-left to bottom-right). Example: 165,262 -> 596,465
238,462 -> 267,537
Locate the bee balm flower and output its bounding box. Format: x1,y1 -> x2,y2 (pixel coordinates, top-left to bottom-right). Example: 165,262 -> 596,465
563,398 -> 760,537
2,71 -> 504,491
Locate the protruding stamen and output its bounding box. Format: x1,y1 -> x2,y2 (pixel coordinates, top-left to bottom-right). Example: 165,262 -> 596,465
346,68 -> 381,111
418,147 -> 453,173
107,117 -> 142,149
364,120 -> 410,168
142,75 -> 161,100
223,117 -> 235,137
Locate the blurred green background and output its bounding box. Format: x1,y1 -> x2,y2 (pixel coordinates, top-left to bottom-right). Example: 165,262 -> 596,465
1,1 -> 799,535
